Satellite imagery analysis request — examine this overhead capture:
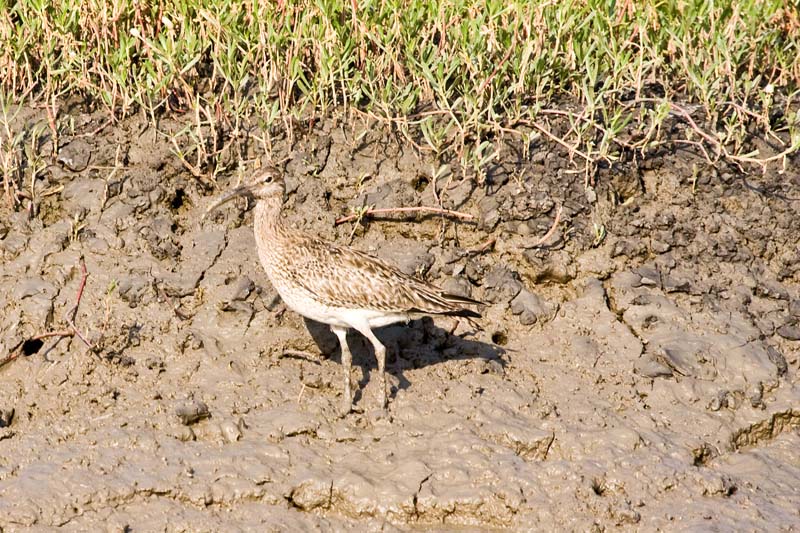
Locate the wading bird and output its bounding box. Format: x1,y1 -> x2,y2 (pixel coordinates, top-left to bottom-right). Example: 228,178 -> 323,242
205,166 -> 481,414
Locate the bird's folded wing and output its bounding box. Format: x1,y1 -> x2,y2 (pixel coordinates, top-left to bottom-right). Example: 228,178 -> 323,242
289,237 -> 477,315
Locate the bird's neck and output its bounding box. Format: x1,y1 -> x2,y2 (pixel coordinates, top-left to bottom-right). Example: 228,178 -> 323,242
254,197 -> 284,241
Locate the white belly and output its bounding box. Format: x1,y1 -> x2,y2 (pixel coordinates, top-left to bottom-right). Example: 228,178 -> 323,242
274,278 -> 410,330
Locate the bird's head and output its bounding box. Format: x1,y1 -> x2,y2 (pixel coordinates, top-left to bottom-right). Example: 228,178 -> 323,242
204,165 -> 284,218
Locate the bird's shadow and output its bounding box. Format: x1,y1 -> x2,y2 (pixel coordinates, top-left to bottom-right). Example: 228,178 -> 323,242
302,316 -> 506,401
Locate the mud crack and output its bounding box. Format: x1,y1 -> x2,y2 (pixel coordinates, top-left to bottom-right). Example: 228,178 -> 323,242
193,231 -> 228,290
601,278 -> 646,349
412,473 -> 432,519
729,409 -> 800,452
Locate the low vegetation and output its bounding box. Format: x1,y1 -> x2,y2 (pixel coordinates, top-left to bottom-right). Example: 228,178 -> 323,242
1,0 -> 799,205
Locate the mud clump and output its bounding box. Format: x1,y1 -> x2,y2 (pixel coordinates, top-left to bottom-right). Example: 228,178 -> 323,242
175,400 -> 211,425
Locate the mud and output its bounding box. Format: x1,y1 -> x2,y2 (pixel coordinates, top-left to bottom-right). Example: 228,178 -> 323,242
1,106 -> 799,531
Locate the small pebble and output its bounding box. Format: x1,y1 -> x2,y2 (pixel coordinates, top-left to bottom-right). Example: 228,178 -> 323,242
220,419 -> 244,443
651,239 -> 671,253
481,358 -> 505,376
639,275 -> 658,286
766,346 -> 788,377
755,281 -> 789,301
634,357 -> 673,379
175,400 -> 210,425
709,391 -> 726,412
0,408 -> 14,428
173,426 -> 196,442
510,289 -> 548,326
57,139 -> 91,171
232,276 -> 255,301
662,276 -> 690,293
749,382 -> 765,409
776,322 -> 800,341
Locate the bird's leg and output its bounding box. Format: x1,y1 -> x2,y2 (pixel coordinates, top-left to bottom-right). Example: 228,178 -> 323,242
353,324 -> 388,411
331,326 -> 353,416
374,341 -> 387,410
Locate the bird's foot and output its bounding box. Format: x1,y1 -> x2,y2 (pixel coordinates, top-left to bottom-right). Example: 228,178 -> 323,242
378,376 -> 390,410
367,404 -> 391,423
338,395 -> 354,418
369,390 -> 389,421
379,391 -> 388,411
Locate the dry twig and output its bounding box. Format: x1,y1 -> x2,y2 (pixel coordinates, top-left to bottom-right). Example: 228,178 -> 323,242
0,257 -> 93,368
465,237 -> 496,255
66,257 -> 94,348
632,98 -> 799,172
526,204 -> 563,249
335,206 -> 474,226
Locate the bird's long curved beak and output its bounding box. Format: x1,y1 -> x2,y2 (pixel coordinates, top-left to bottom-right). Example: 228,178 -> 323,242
202,185 -> 251,220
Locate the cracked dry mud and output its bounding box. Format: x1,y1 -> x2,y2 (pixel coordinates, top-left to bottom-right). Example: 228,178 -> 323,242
1,106 -> 799,531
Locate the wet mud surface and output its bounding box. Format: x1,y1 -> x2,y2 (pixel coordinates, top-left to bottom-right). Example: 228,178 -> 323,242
1,107 -> 799,531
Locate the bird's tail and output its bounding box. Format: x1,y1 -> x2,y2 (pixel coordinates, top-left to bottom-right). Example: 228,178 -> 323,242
411,290 -> 484,318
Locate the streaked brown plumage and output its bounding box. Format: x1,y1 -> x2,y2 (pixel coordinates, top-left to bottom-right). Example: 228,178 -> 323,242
206,165 -> 481,414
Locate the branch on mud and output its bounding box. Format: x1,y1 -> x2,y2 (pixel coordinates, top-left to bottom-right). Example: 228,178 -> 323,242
506,117 -> 598,186
155,282 -> 195,321
169,135 -> 214,188
65,257 -> 94,349
476,36 -> 517,95
525,119 -> 594,164
525,204 -> 563,249
0,257 -> 94,369
632,98 -> 800,172
465,236 -> 496,255
334,206 -> 474,226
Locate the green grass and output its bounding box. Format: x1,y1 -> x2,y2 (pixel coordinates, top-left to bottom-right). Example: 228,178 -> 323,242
1,0 -> 799,195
